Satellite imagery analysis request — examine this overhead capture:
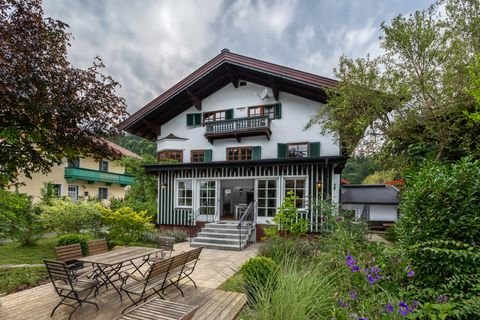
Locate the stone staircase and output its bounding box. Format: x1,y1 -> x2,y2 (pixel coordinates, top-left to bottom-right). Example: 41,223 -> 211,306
190,221 -> 254,251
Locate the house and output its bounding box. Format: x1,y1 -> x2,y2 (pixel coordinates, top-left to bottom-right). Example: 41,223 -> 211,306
341,184 -> 400,229
11,140 -> 140,202
118,49 -> 347,248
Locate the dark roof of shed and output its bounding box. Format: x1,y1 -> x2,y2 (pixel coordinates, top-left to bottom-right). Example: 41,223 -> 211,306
341,184 -> 399,205
118,49 -> 338,140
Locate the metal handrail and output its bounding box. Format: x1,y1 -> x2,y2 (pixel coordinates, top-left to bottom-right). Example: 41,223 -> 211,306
236,201 -> 256,250
189,200 -> 209,243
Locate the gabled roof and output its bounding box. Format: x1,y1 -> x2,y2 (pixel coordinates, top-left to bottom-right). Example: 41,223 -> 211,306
341,184 -> 399,205
118,49 -> 338,140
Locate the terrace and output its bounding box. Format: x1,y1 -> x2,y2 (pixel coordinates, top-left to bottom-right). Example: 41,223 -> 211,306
0,242 -> 258,320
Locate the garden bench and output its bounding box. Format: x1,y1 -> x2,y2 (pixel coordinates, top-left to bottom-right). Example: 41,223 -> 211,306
115,298 -> 198,320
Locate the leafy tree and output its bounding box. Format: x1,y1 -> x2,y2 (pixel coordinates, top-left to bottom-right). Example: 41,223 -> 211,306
0,0 -> 128,186
112,155 -> 158,219
109,134 -> 156,158
309,0 -> 480,169
362,169 -> 397,184
342,156 -> 380,184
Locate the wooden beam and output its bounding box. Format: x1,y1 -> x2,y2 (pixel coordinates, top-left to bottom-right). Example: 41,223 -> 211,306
225,64 -> 239,88
269,78 -> 280,101
185,88 -> 201,110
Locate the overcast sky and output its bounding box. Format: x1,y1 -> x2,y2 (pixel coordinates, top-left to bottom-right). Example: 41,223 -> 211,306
43,0 -> 431,113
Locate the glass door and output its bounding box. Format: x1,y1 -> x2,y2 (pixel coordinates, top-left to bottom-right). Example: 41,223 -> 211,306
198,180 -> 217,222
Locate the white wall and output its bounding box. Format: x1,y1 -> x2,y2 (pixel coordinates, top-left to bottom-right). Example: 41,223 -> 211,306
157,82 -> 340,162
341,204 -> 398,222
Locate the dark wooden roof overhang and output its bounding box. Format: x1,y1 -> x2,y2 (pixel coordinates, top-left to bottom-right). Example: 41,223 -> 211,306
143,156 -> 348,173
118,49 -> 338,141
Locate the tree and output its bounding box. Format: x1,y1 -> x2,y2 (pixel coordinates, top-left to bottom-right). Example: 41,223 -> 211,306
109,134 -> 156,158
0,0 -> 128,186
309,0 -> 480,169
342,156 -> 380,184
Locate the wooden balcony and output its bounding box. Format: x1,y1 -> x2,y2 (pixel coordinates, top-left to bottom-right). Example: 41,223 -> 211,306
204,115 -> 271,143
64,167 -> 134,186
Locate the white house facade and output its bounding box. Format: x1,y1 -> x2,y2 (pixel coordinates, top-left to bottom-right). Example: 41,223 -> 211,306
119,49 -> 347,245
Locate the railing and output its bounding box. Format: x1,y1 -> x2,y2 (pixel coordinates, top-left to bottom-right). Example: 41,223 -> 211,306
236,201 -> 256,250
189,201 -> 211,242
64,167 -> 134,186
205,116 -> 270,134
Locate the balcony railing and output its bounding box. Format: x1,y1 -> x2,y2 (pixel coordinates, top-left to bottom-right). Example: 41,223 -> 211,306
64,167 -> 135,186
204,115 -> 271,143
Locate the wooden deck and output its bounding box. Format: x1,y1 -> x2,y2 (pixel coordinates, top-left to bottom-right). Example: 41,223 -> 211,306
0,282 -> 247,320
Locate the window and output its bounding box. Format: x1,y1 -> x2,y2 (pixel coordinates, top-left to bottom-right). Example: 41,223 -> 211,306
204,110 -> 225,123
284,178 -> 306,208
67,185 -> 78,202
248,103 -> 281,119
227,147 -> 252,160
191,150 -> 212,163
52,184 -> 62,197
158,150 -> 183,163
288,143 -> 308,158
176,180 -> 192,207
99,160 -> 109,172
186,113 -> 202,126
98,187 -> 108,200
257,180 -> 277,217
68,158 -> 80,167
199,180 -> 216,215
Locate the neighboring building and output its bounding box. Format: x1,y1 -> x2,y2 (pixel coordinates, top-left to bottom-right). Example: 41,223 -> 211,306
11,140 -> 140,202
341,184 -> 400,223
118,49 -> 347,246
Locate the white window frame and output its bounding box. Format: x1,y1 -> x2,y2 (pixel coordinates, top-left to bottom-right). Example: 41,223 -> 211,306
283,177 -> 308,209
98,187 -> 109,200
175,179 -> 193,208
257,179 -> 278,218
67,185 -> 79,202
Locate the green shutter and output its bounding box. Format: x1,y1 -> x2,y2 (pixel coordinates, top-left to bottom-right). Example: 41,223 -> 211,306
194,113 -> 201,125
277,143 -> 287,158
274,103 -> 282,119
225,109 -> 234,120
204,149 -> 212,162
308,142 -> 321,157
252,146 -> 261,160
186,114 -> 193,126
187,113 -> 201,126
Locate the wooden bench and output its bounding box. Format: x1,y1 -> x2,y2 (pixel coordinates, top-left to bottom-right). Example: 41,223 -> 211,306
120,247 -> 203,314
115,298 -> 198,320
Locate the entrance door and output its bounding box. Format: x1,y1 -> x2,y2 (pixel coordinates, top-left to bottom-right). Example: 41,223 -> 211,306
67,185 -> 79,202
220,179 -> 254,220
198,180 -> 217,222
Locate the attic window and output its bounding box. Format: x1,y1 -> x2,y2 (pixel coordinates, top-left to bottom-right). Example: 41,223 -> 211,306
239,81 -> 247,86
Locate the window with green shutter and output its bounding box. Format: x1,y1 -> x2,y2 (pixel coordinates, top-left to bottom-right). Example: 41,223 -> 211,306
277,143 -> 287,158
252,146 -> 262,160
225,108 -> 234,120
204,149 -> 212,162
308,142 -> 321,157
274,103 -> 282,119
186,113 -> 201,127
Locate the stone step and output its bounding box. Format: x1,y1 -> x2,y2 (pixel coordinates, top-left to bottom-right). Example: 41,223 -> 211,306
197,231 -> 249,239
192,236 -> 248,246
204,222 -> 252,230
201,227 -> 251,234
190,241 -> 246,251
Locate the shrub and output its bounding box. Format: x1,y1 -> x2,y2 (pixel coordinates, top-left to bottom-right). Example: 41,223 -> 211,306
0,190 -> 43,245
397,158 -> 480,289
383,225 -> 397,242
271,191 -> 309,236
99,206 -> 154,245
57,233 -> 91,256
158,228 -> 188,243
240,256 -> 278,303
40,199 -> 102,234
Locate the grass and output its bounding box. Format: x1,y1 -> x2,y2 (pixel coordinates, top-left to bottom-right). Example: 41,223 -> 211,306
0,267 -> 48,294
218,271 -> 244,293
0,237 -> 57,265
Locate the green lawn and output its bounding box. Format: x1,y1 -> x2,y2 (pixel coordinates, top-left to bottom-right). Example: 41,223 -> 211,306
0,267 -> 48,294
0,237 -> 57,265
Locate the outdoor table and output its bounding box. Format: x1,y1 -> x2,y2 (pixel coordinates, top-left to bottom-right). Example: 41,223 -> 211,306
114,298 -> 198,320
78,246 -> 162,300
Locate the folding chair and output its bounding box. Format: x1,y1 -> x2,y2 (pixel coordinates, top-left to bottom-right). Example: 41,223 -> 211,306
87,239 -> 109,256
55,243 -> 88,277
44,259 -> 99,320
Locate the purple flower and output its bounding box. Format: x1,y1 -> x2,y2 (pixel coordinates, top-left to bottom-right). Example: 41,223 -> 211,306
345,255 -> 361,273
384,303 -> 394,313
350,289 -> 357,301
367,274 -> 375,284
398,301 -> 416,317
405,265 -> 415,277
358,318 -> 368,320
364,266 -> 382,285
337,299 -> 347,308
436,295 -> 449,304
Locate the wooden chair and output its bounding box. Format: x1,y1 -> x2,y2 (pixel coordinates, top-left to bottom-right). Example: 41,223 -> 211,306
120,258 -> 173,314
87,239 -> 109,256
115,298 -> 198,320
55,243 -> 85,275
43,259 -> 99,320
157,236 -> 175,258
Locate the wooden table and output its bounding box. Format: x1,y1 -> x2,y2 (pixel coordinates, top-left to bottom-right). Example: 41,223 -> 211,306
78,246 -> 162,299
115,298 -> 198,320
